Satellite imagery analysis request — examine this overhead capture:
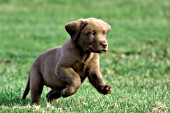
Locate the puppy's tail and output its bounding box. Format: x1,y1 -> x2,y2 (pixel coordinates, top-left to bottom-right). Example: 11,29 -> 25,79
22,76 -> 30,100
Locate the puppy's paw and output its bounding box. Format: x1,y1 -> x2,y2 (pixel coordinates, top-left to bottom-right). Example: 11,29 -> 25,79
46,91 -> 61,103
46,93 -> 53,103
99,85 -> 112,95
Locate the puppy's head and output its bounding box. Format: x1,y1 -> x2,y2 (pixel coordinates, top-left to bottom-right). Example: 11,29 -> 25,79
65,18 -> 111,53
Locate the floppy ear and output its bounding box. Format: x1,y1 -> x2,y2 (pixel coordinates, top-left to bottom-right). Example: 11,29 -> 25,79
104,23 -> 111,33
65,19 -> 87,41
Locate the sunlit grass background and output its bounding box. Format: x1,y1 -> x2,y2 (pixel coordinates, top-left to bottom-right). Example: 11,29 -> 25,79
0,0 -> 170,112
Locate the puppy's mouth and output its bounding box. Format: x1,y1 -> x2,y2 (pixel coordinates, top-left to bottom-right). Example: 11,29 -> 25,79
87,47 -> 107,53
95,49 -> 107,53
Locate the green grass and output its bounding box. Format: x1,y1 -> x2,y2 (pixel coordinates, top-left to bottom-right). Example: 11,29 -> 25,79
0,0 -> 170,112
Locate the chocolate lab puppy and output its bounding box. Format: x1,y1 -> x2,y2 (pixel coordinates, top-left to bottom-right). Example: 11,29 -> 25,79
22,18 -> 112,105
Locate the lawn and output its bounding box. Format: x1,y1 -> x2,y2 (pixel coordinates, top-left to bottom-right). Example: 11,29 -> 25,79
0,0 -> 170,112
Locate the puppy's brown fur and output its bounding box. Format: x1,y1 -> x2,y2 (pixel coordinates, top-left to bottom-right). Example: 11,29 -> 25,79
22,18 -> 112,104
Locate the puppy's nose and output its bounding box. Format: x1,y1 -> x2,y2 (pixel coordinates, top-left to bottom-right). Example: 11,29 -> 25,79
100,42 -> 107,48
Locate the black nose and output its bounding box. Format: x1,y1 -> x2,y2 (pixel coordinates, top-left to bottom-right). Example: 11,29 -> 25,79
100,42 -> 107,48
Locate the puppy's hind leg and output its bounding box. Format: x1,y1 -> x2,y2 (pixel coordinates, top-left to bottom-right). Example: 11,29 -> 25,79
30,69 -> 44,105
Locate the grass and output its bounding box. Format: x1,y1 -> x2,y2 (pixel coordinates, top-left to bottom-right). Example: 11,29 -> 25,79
0,0 -> 170,112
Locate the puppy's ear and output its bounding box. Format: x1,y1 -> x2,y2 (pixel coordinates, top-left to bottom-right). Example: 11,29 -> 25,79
104,23 -> 111,33
65,19 -> 87,41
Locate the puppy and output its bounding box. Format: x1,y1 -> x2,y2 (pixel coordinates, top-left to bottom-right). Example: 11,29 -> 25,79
22,18 -> 112,105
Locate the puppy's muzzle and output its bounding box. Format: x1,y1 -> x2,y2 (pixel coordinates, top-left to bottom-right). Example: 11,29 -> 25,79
99,41 -> 108,52
100,42 -> 108,48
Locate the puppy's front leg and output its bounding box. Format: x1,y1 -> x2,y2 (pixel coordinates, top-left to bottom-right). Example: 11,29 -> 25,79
88,70 -> 112,94
86,59 -> 112,94
56,67 -> 81,97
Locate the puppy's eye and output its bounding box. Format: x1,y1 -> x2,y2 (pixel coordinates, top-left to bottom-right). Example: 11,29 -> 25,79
87,31 -> 95,36
103,32 -> 107,37
103,31 -> 107,35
